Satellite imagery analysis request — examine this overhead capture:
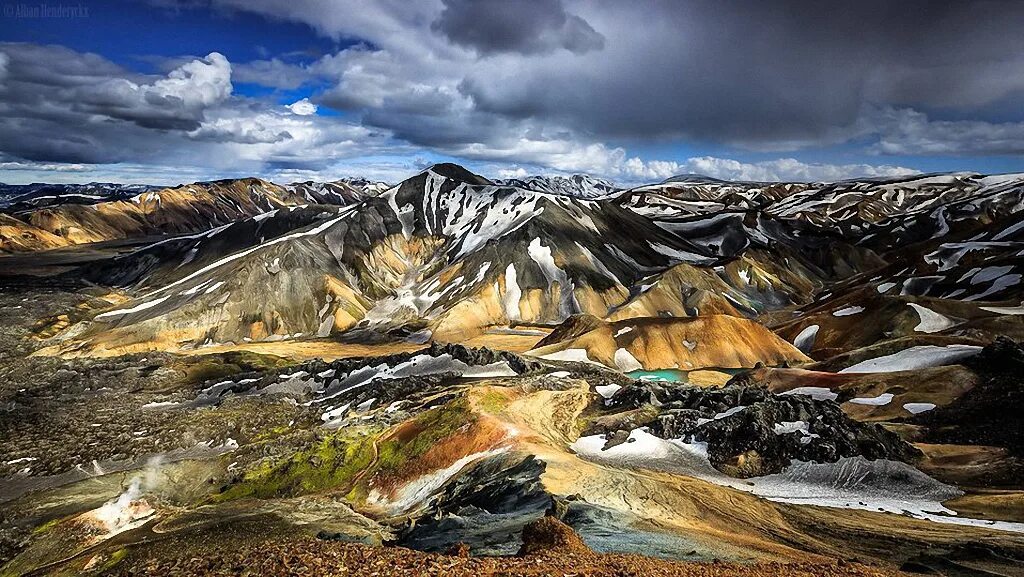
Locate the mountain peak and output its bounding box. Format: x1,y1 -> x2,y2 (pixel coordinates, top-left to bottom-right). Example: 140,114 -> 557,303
424,163 -> 492,186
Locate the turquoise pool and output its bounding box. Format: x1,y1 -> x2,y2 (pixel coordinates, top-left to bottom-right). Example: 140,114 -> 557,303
625,367 -> 747,383
625,369 -> 690,382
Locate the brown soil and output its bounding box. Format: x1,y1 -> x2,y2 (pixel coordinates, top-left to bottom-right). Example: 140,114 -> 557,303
915,443 -> 1024,487
110,537 -> 900,577
530,314 -> 809,371
48,332 -> 548,361
458,330 -> 550,353
516,516 -> 590,556
945,490 -> 1024,523
746,365 -> 978,422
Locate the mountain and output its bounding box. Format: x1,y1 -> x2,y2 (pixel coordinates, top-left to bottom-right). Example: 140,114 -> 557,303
42,164 -> 879,355
529,314 -> 810,371
283,178 -> 391,205
0,182 -> 160,211
0,177 -> 388,254
496,174 -> 620,198
29,165 -> 1024,359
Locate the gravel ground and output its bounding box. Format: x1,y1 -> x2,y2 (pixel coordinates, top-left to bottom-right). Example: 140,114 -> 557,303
110,537 -> 899,577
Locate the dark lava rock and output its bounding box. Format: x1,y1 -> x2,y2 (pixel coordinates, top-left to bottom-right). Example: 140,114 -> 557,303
399,453 -> 551,555
599,380 -> 918,477
313,342 -> 543,380
918,336 -> 1024,456
533,314 -> 606,349
190,343 -> 543,410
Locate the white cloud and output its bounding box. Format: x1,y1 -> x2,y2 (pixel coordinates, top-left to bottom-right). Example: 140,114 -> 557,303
119,52 -> 227,113
67,51 -> 232,130
212,1 -> 1024,163
673,156 -> 918,183
449,136 -> 918,183
286,98 -> 318,116
151,52 -> 232,109
495,166 -> 530,179
1,3 -> 1011,187
870,107 -> 1024,156
0,160 -> 90,172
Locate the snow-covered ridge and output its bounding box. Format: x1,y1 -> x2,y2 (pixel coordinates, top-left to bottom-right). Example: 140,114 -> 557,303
496,174 -> 620,199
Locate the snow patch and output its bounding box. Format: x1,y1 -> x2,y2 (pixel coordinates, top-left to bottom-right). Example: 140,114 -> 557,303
539,348 -> 598,364
502,264 -> 522,322
613,326 -> 635,338
848,393 -> 894,406
903,402 -> 937,414
613,348 -> 644,372
781,387 -> 838,401
908,303 -> 956,333
95,296 -> 171,320
793,325 -> 819,353
840,345 -> 981,373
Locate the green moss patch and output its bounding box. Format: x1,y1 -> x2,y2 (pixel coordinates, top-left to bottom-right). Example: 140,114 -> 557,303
476,389 -> 510,414
214,398 -> 476,504
374,399 -> 474,479
215,428 -> 380,501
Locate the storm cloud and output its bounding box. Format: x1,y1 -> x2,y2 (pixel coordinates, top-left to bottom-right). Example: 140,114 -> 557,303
2,0 -> 1022,184
432,0 -> 604,55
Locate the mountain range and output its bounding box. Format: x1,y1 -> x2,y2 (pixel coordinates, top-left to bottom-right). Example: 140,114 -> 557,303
2,164 -> 1024,575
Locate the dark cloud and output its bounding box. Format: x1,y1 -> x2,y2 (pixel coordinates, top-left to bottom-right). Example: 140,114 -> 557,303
869,107 -> 1024,156
457,0 -> 1024,149
0,43 -> 390,173
0,44 -> 231,134
432,0 -> 604,55
4,0 -> 1023,185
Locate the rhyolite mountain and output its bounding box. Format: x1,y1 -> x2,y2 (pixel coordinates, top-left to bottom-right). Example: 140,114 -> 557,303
29,164 -> 1024,361
45,164 -> 877,355
0,177 -> 389,253
0,182 -> 160,211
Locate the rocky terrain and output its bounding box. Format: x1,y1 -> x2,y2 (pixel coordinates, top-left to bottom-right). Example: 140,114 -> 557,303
2,166 -> 1024,576
0,178 -> 388,254
107,518 -> 902,577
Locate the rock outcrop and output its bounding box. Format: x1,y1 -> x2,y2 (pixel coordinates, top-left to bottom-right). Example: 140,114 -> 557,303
595,380 -> 918,477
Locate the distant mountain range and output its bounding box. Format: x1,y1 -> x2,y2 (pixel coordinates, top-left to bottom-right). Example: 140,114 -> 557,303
11,163 -> 1017,362
0,177 -> 390,252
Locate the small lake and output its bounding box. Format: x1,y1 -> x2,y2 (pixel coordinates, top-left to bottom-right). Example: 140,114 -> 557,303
625,367 -> 747,383
626,369 -> 690,382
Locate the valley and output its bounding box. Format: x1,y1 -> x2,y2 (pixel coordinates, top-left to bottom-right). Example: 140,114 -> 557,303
2,166 -> 1024,576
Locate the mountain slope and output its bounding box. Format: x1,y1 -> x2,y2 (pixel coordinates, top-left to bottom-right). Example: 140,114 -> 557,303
529,314 -> 810,371
0,177 -> 388,254
27,166 -> 1024,361
0,182 -> 159,211
45,165 -> 870,354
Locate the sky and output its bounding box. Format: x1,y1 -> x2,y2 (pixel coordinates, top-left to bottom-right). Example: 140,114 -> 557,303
0,0 -> 1023,186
